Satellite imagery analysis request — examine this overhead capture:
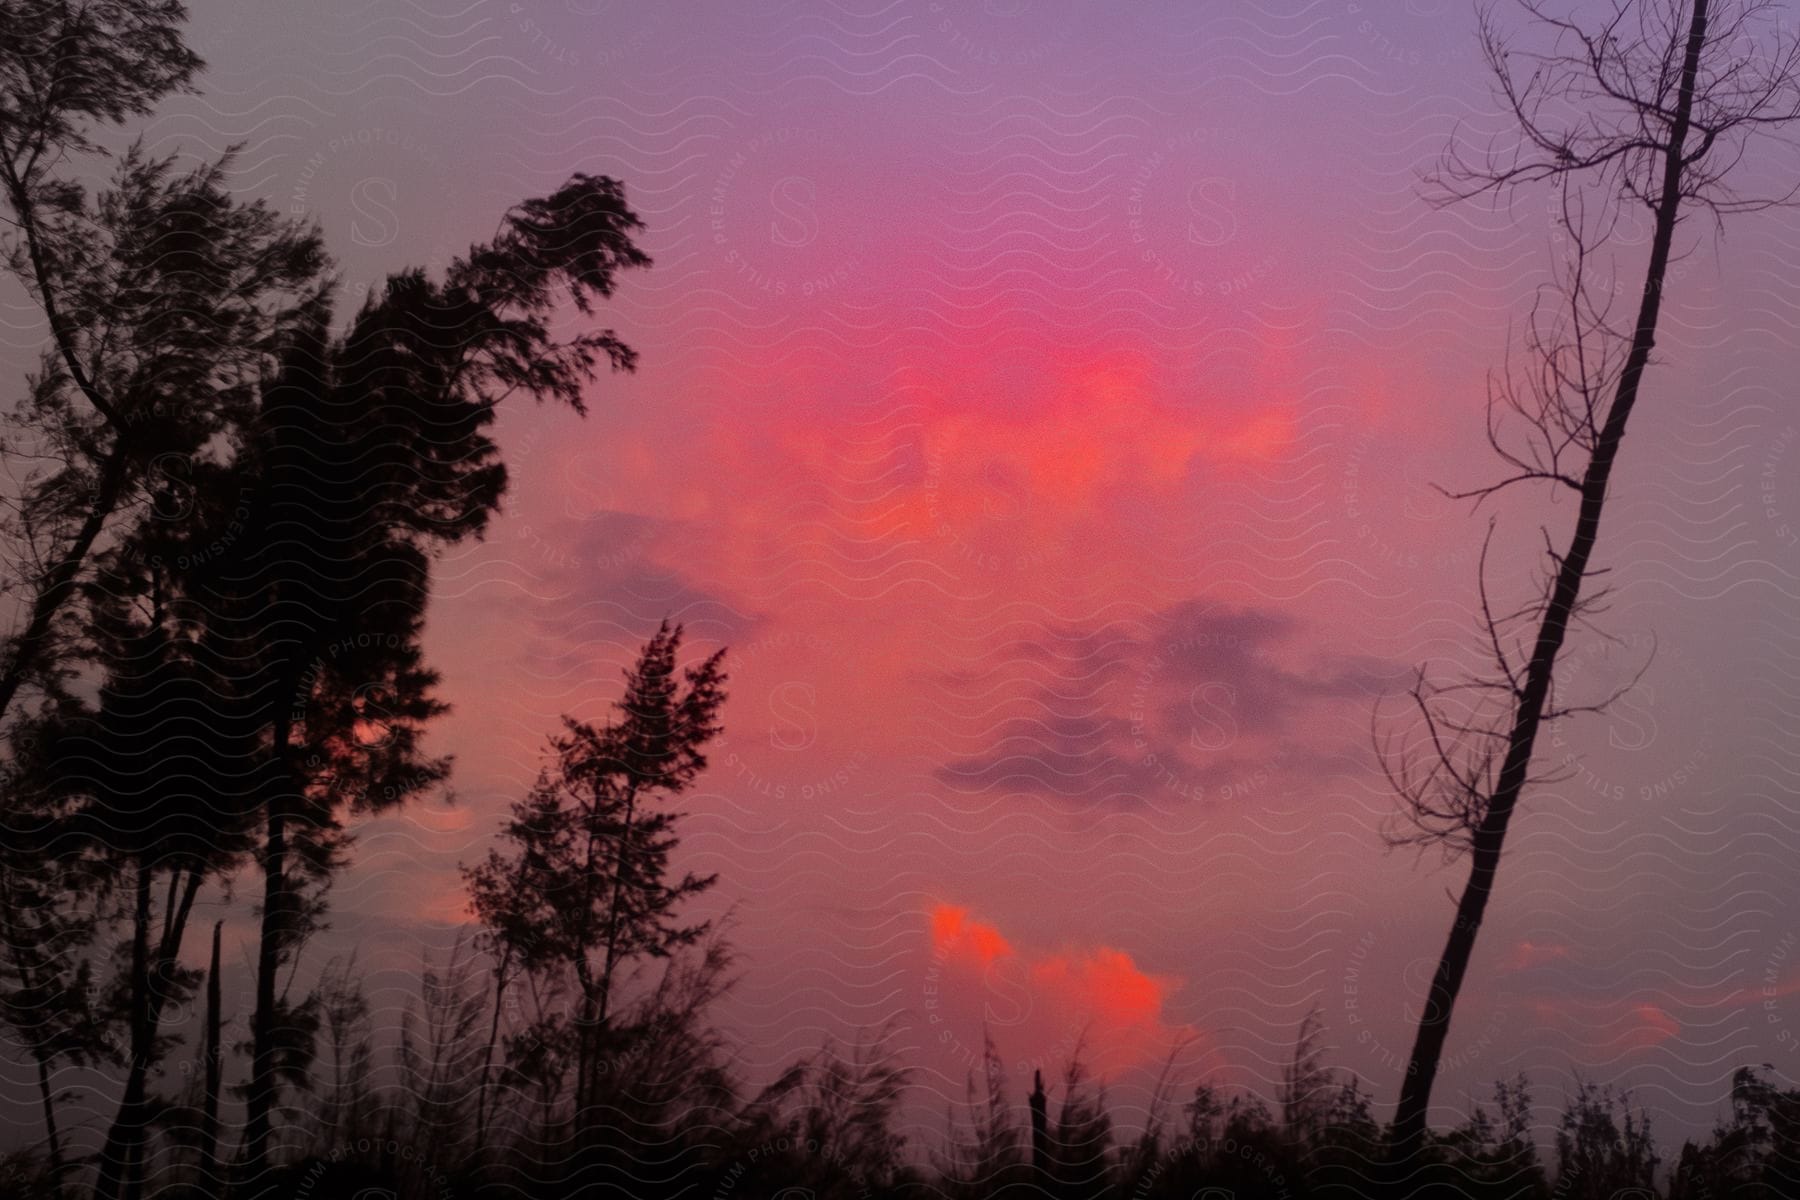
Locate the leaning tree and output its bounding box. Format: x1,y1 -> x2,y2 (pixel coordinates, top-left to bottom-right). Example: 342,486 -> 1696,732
1382,0 -> 1800,1157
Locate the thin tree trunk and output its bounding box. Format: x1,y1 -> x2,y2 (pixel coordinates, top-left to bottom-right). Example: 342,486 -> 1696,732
1029,1070 -> 1049,1183
595,787 -> 639,1032
33,1054 -> 63,1182
94,864 -> 153,1200
96,866 -> 204,1200
572,785 -> 638,1125
240,802 -> 286,1187
242,702 -> 304,1190
4,911 -> 69,1181
573,992 -> 596,1119
1389,0 -> 1710,1157
474,948 -> 512,1149
200,919 -> 223,1195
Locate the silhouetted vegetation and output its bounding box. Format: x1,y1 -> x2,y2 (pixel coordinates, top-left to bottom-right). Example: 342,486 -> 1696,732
7,954 -> 1796,1200
2,3 -> 648,1197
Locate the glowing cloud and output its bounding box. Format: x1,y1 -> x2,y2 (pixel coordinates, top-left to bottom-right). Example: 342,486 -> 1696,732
926,902 -> 1193,1077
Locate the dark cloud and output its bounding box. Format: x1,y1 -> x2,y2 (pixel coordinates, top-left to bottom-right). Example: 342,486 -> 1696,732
936,600 -> 1400,807
516,511 -> 757,671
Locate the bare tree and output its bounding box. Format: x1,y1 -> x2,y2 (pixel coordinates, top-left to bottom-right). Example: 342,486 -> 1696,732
1382,0 -> 1800,1158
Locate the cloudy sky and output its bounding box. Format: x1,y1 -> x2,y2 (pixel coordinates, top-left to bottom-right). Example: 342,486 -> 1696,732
10,0 -> 1800,1155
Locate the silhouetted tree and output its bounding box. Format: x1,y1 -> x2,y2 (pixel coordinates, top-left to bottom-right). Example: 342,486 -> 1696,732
230,169 -> 653,1185
57,442 -> 303,1200
1383,0 -> 1800,1157
1030,1069 -> 1051,1183
0,769 -> 114,1187
225,324 -> 450,1186
198,919 -> 224,1189
1429,1076 -> 1546,1200
1,126 -> 651,1200
1668,1066 -> 1800,1198
0,2 -> 326,729
1114,1052 -> 1184,1200
465,621 -> 727,1134
1550,1081 -> 1658,1200
497,932 -> 739,1198
932,1034 -> 1026,1199
302,952 -> 375,1156
723,1028 -> 913,1200
1280,1008 -> 1333,1139
1,12 -> 651,1190
395,941 -> 488,1176
1044,1053 -> 1115,1200
1,9 -> 344,1194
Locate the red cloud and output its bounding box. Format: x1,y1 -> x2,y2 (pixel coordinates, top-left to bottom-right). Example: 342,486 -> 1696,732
932,903 -> 1013,966
926,903 -> 1195,1078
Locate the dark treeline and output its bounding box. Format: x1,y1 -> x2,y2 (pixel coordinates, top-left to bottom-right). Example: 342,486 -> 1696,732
8,923 -> 1800,1200
4,1 -> 1800,1198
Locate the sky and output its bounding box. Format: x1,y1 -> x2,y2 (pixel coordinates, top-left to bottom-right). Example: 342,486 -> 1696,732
8,0 -> 1800,1160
